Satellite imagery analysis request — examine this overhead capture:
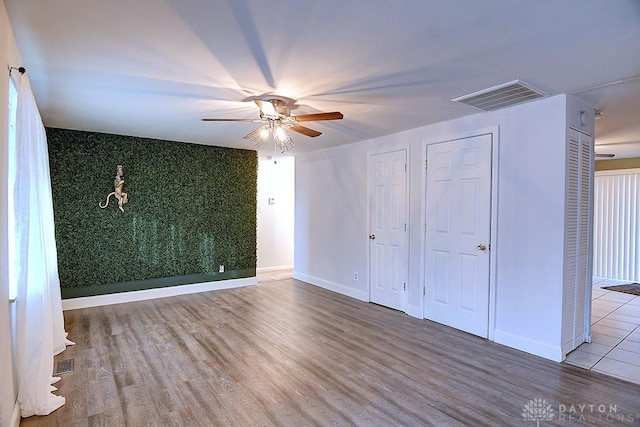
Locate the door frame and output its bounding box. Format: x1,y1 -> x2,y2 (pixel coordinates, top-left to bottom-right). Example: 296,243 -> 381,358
367,146 -> 410,313
420,127 -> 500,340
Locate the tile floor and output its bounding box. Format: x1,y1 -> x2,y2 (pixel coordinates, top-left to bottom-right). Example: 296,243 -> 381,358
565,278 -> 640,385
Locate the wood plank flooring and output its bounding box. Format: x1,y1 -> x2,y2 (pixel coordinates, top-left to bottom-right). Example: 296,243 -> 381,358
21,278 -> 640,426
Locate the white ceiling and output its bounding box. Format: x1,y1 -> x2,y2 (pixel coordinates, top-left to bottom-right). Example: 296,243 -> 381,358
6,0 -> 640,156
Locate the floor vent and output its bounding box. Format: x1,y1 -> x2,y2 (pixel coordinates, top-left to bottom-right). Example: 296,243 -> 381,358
54,358 -> 75,375
451,79 -> 550,111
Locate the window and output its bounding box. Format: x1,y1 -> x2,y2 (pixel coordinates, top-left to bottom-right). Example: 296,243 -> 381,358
8,77 -> 17,301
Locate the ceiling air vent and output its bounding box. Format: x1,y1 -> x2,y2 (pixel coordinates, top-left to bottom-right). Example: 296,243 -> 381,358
451,79 -> 550,111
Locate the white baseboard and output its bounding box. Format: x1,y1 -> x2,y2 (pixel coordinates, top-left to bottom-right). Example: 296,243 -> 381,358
592,276 -> 632,285
406,304 -> 423,319
292,272 -> 369,302
62,277 -> 257,310
257,265 -> 293,273
493,329 -> 563,362
10,400 -> 20,427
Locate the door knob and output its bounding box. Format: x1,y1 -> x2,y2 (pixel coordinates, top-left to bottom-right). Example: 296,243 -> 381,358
369,234 -> 376,240
477,243 -> 487,251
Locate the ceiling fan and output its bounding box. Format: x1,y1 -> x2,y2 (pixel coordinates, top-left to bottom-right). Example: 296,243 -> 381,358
595,146 -> 615,159
201,96 -> 343,153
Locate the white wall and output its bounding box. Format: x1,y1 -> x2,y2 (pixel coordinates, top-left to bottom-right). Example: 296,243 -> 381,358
295,94 -> 594,361
257,156 -> 294,271
1,3 -> 20,425
294,145 -> 372,300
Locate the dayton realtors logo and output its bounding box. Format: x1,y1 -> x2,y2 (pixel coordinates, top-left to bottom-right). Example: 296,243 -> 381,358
522,399 -> 554,426
522,399 -> 636,425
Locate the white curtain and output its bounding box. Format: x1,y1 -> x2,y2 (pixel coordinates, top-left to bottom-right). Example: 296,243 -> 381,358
13,74 -> 74,417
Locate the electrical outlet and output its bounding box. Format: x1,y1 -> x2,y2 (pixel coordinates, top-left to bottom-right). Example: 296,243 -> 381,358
353,271 -> 358,281
219,265 -> 225,273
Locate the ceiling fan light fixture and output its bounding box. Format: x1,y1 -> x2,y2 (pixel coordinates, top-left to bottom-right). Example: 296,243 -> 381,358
273,125 -> 294,153
259,126 -> 270,141
273,125 -> 287,140
244,125 -> 268,149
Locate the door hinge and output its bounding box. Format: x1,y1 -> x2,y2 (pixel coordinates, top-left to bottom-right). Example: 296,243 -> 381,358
403,282 -> 406,291
423,287 -> 426,295
405,163 -> 407,172
404,223 -> 407,232
425,160 -> 428,169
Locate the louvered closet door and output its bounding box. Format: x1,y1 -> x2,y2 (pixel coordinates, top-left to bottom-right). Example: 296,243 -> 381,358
562,129 -> 593,354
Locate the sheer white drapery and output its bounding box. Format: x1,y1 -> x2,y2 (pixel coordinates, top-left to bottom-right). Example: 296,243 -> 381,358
13,74 -> 74,417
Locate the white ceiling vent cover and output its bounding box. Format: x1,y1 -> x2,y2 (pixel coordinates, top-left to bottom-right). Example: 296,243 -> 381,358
451,79 -> 550,111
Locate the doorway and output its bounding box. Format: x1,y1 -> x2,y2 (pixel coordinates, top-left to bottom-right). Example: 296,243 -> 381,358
257,156 -> 295,272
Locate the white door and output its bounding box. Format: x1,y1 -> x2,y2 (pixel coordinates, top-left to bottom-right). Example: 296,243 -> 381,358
424,135 -> 492,337
369,150 -> 408,311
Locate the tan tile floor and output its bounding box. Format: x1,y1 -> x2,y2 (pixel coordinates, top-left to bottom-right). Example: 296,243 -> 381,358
565,278 -> 640,385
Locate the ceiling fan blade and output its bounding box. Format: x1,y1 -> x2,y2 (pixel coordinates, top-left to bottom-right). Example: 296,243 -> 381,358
290,125 -> 322,137
201,118 -> 255,122
254,99 -> 266,111
595,153 -> 615,158
254,99 -> 278,117
294,112 -> 344,122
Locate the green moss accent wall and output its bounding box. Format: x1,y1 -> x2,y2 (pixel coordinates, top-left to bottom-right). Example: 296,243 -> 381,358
595,157 -> 640,171
47,128 -> 257,298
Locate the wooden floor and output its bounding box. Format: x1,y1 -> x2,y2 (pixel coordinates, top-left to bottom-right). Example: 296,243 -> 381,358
22,278 -> 640,426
